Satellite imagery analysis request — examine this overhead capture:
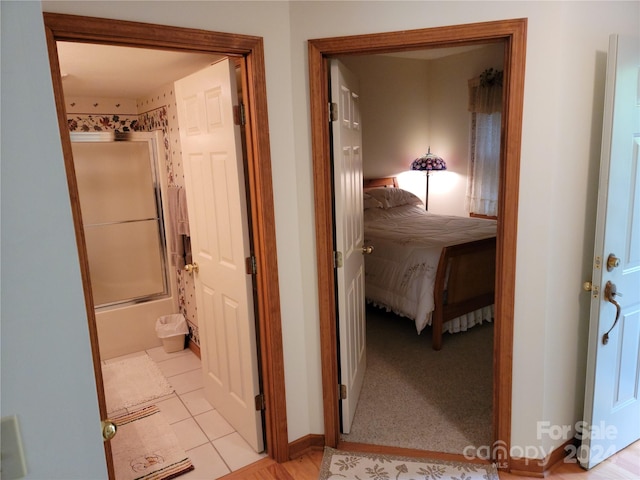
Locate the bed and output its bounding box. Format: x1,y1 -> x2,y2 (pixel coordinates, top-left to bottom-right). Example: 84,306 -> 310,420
363,177 -> 497,350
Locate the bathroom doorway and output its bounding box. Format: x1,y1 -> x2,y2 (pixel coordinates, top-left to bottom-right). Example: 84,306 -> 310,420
44,12 -> 289,477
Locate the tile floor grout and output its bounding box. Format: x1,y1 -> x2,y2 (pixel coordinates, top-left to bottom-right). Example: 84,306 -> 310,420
104,346 -> 266,479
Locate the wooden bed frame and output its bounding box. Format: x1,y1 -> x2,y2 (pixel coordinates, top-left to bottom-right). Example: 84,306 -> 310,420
364,177 -> 496,350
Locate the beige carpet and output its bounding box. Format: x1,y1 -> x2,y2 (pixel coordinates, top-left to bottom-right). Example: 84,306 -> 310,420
319,447 -> 498,480
102,354 -> 173,414
341,307 -> 493,453
111,405 -> 194,480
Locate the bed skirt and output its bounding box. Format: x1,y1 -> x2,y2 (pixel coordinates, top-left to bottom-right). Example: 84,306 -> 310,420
443,305 -> 494,333
367,300 -> 494,335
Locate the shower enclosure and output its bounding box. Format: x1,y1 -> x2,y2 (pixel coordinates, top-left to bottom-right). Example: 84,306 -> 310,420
71,131 -> 177,359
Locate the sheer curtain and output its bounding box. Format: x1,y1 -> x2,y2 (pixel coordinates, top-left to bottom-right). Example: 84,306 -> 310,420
466,68 -> 503,217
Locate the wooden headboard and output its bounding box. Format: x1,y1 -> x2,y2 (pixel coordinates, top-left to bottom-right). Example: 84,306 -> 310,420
363,177 -> 398,190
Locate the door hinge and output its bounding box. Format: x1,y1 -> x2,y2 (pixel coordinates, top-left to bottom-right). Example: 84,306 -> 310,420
234,102 -> 246,126
246,255 -> 257,275
339,384 -> 347,400
329,102 -> 338,122
334,251 -> 343,268
255,393 -> 265,411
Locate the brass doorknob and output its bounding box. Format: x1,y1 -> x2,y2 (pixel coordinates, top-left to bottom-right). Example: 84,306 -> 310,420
583,281 -> 599,297
102,420 -> 117,441
361,245 -> 374,255
184,262 -> 199,274
606,253 -> 620,272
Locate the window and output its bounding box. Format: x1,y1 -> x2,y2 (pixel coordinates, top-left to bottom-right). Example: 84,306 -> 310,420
467,68 -> 503,218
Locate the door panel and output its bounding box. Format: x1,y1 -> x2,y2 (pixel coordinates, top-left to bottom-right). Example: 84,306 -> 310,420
331,59 -> 366,434
581,34 -> 640,469
175,59 -> 264,452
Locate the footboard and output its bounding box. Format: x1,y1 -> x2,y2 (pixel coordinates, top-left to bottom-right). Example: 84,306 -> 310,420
431,237 -> 496,350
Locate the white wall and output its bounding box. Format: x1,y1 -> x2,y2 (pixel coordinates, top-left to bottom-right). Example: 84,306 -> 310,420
342,45 -> 504,217
339,55 -> 431,180
427,45 -> 504,216
2,1 -> 638,476
0,2 -> 108,477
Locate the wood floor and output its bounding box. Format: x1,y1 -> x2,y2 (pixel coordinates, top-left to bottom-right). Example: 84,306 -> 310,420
219,440 -> 640,480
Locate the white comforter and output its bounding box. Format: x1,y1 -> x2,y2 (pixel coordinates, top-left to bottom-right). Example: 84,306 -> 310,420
364,205 -> 497,333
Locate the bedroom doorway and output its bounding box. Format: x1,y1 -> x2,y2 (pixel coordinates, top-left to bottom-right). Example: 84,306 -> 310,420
334,46 -> 501,451
310,18 -> 526,469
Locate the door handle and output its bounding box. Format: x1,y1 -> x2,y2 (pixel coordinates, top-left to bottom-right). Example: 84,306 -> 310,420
602,281 -> 623,345
101,419 -> 117,441
583,281 -> 599,298
361,245 -> 374,255
184,262 -> 199,274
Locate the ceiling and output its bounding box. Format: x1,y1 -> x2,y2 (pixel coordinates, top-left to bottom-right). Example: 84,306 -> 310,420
57,42 -> 223,98
378,44 -> 485,60
57,41 -> 485,99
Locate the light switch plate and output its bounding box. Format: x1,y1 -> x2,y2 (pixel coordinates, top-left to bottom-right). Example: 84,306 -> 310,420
1,415 -> 28,479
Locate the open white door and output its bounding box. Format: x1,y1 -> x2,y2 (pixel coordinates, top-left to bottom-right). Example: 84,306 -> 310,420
175,59 -> 264,452
581,34 -> 640,469
331,59 -> 367,434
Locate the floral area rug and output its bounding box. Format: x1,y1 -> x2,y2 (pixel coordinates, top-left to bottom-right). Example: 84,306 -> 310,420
111,405 -> 194,480
319,447 -> 498,480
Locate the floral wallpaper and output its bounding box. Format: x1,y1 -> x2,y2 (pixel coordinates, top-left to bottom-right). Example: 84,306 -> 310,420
137,87 -> 198,345
67,114 -> 139,132
67,88 -> 199,346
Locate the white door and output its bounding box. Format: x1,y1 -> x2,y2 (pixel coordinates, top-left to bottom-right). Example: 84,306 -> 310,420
331,59 -> 367,434
175,59 -> 264,452
581,34 -> 640,469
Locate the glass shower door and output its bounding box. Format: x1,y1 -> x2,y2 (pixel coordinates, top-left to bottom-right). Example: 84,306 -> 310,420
71,132 -> 169,308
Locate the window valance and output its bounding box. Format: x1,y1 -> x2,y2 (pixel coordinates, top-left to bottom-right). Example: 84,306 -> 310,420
468,68 -> 503,114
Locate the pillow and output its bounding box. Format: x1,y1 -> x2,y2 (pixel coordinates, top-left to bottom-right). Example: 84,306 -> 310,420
366,187 -> 423,209
363,192 -> 383,210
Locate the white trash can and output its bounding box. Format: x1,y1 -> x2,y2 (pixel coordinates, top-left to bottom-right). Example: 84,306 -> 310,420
155,314 -> 189,353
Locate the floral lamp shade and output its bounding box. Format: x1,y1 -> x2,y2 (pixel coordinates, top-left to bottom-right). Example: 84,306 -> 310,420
410,147 -> 447,172
410,147 -> 446,210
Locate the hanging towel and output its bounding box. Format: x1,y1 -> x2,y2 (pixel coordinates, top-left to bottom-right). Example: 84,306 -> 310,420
183,235 -> 193,266
176,186 -> 190,237
167,185 -> 190,268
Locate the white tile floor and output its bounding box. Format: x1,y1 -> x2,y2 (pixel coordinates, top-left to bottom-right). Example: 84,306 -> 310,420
104,346 -> 266,479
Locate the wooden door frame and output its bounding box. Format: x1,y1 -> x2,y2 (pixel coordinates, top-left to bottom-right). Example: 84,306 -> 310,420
43,13 -> 289,476
309,18 -> 526,470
